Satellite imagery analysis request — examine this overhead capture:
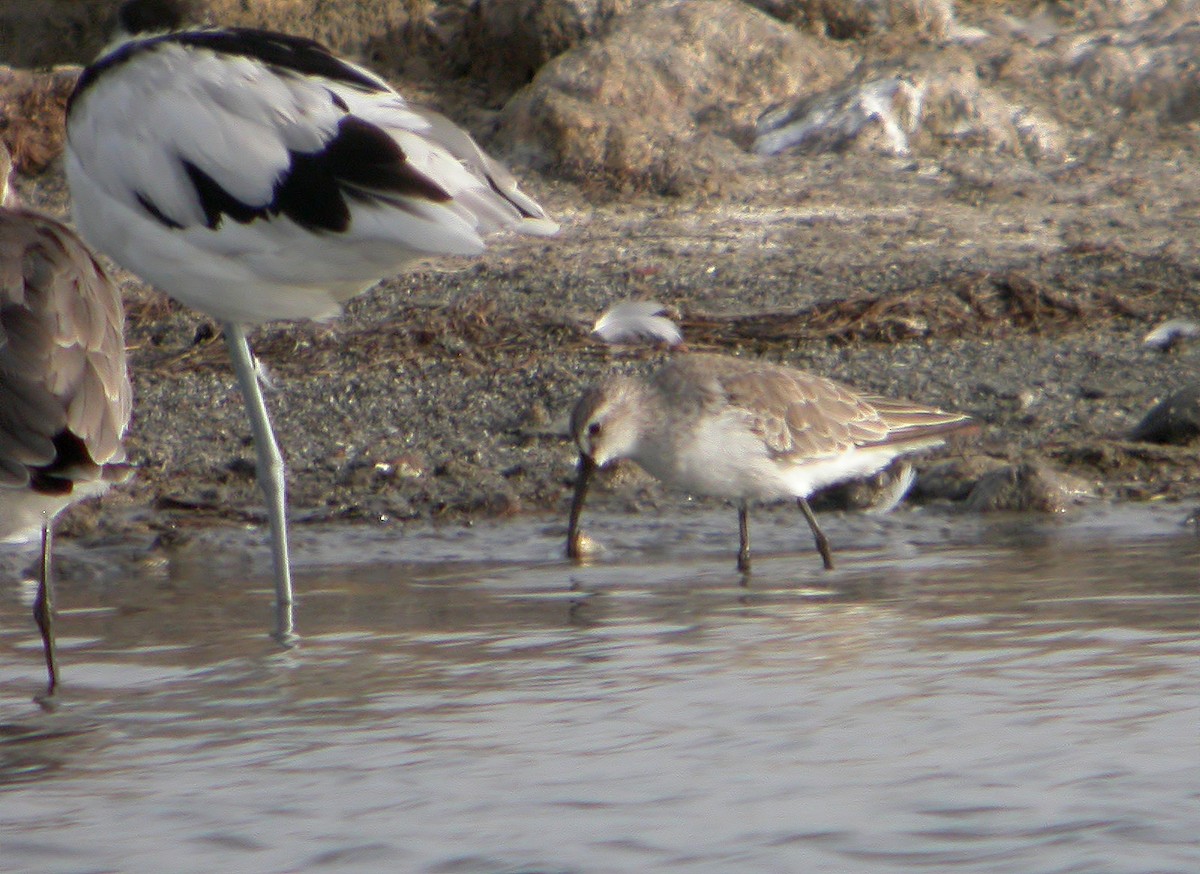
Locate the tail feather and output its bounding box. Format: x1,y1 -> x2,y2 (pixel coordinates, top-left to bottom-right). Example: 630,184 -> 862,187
860,396 -> 978,450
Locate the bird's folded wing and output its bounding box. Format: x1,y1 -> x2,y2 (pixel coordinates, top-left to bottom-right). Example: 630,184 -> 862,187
0,211 -> 130,484
68,31 -> 555,248
719,367 -> 890,459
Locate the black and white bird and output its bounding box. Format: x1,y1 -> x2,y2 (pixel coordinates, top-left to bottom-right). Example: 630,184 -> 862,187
65,0 -> 558,642
1,142 -> 133,696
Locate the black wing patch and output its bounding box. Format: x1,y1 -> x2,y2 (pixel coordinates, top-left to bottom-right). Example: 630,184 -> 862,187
163,116 -> 453,233
183,159 -> 270,227
70,26 -> 390,110
320,117 -> 452,203
171,29 -> 389,91
135,193 -> 184,229
28,431 -> 95,496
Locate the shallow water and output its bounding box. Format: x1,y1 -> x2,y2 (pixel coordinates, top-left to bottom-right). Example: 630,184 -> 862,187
1,504 -> 1198,874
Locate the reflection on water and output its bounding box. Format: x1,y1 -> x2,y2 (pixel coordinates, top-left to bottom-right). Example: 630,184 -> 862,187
1,504 -> 1198,873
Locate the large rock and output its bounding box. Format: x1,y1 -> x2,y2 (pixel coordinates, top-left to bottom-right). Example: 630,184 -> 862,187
964,461 -> 1097,513
0,1 -> 118,68
496,0 -> 852,193
208,0 -> 446,77
459,0 -> 651,93
754,32 -> 1065,160
751,0 -> 1200,165
746,0 -> 957,41
0,0 -> 450,77
1130,385 -> 1200,445
914,455 -> 1009,503
1058,3 -> 1200,126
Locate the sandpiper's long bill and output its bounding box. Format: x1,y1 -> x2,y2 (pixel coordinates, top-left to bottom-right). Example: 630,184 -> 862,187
566,353 -> 977,572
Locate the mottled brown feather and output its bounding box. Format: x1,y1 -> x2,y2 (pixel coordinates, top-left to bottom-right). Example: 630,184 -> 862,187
649,354 -> 971,462
0,205 -> 131,496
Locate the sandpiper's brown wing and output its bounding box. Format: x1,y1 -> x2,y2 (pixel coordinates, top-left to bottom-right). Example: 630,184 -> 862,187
659,354 -> 971,462
721,365 -> 890,459
653,354 -> 885,460
0,207 -> 131,492
853,394 -> 976,449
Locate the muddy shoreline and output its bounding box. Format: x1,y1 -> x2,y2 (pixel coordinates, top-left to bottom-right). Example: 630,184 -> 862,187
25,142 -> 1197,556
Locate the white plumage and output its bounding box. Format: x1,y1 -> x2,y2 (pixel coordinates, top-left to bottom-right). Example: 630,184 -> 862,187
65,0 -> 558,640
66,18 -> 556,325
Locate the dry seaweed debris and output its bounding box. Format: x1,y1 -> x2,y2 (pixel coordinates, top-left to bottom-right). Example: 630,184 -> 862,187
683,269 -> 1150,347
128,264 -> 1155,379
129,296 -> 587,377
0,67 -> 76,174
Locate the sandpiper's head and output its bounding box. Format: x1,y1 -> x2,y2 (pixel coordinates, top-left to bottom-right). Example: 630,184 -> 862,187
569,376 -> 647,468
567,375 -> 645,561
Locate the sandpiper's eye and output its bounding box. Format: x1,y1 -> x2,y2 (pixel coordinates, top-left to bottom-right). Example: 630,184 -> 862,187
587,422 -> 601,438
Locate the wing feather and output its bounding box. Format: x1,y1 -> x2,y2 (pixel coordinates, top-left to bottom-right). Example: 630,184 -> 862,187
655,354 -> 968,464
0,209 -> 131,492
68,32 -> 556,244
722,366 -> 889,459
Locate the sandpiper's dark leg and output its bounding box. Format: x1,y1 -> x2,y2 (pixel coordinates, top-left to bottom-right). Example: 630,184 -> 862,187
33,521 -> 58,696
737,501 -> 751,572
798,497 -> 835,570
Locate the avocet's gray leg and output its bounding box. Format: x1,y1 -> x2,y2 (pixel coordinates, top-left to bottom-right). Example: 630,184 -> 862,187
33,520 -> 58,696
224,323 -> 296,645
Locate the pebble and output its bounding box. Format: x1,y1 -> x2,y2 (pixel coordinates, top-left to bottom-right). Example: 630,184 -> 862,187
963,461 -> 1097,513
1130,385 -> 1200,445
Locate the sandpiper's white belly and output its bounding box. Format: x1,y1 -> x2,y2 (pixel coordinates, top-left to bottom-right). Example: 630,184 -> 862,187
0,481 -> 113,544
634,408 -> 903,502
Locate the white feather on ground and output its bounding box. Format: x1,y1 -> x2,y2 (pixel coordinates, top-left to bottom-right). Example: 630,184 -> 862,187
1143,318 -> 1200,351
591,300 -> 683,347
